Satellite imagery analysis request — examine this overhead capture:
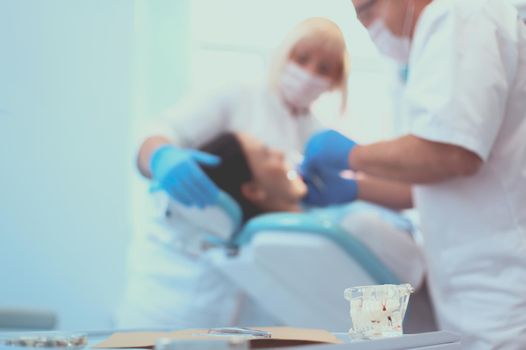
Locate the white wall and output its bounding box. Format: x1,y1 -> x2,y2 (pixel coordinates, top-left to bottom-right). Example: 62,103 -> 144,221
0,0 -> 134,329
0,0 -> 194,331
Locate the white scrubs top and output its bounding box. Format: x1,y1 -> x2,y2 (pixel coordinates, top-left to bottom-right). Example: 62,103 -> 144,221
157,84 -> 322,154
117,85 -> 323,328
402,0 -> 526,348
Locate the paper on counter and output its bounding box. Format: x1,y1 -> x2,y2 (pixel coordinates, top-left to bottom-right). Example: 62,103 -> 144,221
94,327 -> 342,349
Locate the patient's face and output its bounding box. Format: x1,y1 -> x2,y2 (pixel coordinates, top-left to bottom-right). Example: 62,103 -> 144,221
237,133 -> 307,210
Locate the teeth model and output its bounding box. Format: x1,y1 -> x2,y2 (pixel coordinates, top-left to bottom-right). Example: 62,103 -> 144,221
345,284 -> 414,339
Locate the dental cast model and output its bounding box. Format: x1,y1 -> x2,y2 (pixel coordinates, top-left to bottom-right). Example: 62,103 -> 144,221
344,284 -> 414,339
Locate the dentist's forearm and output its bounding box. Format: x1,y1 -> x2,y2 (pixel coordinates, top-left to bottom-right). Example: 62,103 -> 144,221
356,175 -> 413,210
137,135 -> 172,178
349,135 -> 482,184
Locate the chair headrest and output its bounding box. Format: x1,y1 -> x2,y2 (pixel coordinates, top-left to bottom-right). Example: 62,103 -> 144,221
158,191 -> 243,242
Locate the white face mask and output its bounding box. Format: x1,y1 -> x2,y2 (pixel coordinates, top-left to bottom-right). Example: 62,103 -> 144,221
366,1 -> 415,64
367,19 -> 411,64
279,62 -> 331,110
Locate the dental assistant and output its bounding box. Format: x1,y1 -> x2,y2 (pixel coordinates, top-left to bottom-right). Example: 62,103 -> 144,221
137,17 -> 350,209
302,0 -> 526,348
119,18 -> 350,328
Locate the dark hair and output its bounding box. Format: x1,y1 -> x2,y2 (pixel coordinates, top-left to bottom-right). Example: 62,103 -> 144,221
200,133 -> 263,223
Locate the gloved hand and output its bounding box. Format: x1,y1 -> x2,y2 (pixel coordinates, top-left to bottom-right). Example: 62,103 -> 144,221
302,168 -> 359,207
301,130 -> 357,178
150,145 -> 221,208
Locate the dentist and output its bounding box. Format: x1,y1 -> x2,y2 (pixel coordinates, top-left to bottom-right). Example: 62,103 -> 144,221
302,0 -> 526,348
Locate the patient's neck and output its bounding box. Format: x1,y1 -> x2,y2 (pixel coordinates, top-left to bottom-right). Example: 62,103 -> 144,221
259,197 -> 303,214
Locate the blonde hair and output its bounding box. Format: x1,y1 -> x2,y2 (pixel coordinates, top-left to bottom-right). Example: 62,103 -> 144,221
269,17 -> 350,113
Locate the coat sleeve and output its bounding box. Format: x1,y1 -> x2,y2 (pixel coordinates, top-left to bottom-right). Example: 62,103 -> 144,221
403,3 -> 513,161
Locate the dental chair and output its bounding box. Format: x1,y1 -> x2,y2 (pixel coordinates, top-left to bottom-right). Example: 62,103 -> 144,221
161,191 -> 437,333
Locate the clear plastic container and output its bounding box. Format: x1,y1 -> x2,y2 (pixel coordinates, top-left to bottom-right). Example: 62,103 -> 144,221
0,332 -> 87,349
344,284 -> 414,339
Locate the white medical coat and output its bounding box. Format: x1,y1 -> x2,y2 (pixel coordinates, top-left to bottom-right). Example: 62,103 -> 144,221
402,0 -> 526,348
155,84 -> 322,153
117,85 -> 323,328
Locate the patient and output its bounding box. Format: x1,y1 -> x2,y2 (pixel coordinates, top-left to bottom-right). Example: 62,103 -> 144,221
199,132 -> 307,222
200,132 -> 426,288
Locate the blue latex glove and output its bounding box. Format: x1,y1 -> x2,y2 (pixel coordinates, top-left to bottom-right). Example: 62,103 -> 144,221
301,130 -> 357,178
302,169 -> 359,207
150,145 -> 221,208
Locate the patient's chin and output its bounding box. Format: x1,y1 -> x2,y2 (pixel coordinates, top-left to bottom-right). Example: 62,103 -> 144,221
290,177 -> 308,199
